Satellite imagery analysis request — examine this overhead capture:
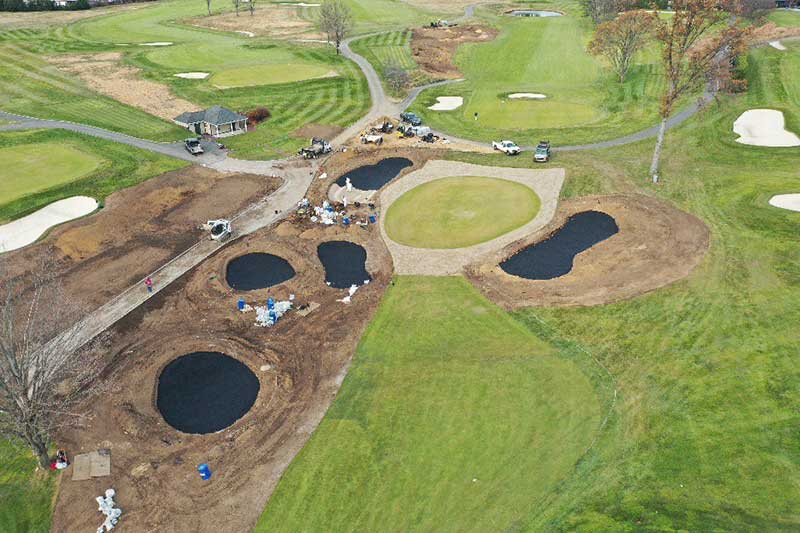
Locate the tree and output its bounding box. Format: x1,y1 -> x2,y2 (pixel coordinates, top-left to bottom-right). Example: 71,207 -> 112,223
582,0 -> 621,25
649,0 -> 745,182
738,0 -> 773,20
0,256 -> 100,468
318,0 -> 352,55
589,10 -> 656,83
205,0 -> 212,16
248,0 -> 255,16
232,0 -> 240,16
385,63 -> 410,94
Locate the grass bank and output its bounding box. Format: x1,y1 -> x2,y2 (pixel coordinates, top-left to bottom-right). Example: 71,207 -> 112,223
0,439 -> 55,533
256,276 -> 604,531
0,129 -> 186,223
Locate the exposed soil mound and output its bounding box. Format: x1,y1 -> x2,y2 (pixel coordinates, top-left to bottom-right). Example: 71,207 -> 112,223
467,194 -> 710,307
411,25 -> 498,79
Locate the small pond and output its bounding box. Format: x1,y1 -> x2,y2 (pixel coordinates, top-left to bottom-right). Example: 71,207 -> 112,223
500,211 -> 618,280
335,157 -> 413,190
509,10 -> 562,17
157,351 -> 260,434
317,240 -> 371,289
226,252 -> 296,291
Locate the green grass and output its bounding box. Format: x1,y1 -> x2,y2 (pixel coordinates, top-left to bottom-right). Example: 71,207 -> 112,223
210,63 -> 335,88
0,439 -> 55,533
768,8 -> 800,28
384,176 -> 540,249
0,143 -> 103,205
0,129 -> 187,223
350,30 -> 432,97
256,276 -> 603,532
410,1 -> 668,146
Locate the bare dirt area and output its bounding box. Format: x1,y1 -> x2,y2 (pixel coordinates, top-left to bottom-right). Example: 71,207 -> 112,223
185,6 -> 322,40
466,194 -> 710,307
749,22 -> 800,45
411,24 -> 498,79
0,166 -> 280,313
0,3 -> 144,30
50,211 -> 392,532
47,52 -> 198,121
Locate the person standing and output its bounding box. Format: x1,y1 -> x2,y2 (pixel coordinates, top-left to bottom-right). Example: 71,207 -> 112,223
474,112 -> 478,121
144,277 -> 153,294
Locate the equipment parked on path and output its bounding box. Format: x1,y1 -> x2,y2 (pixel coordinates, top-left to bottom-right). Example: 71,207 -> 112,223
492,140 -> 521,155
361,133 -> 384,145
400,112 -> 422,126
397,124 -> 415,138
299,137 -> 332,159
534,140 -> 551,162
204,219 -> 231,241
371,120 -> 394,133
184,137 -> 204,155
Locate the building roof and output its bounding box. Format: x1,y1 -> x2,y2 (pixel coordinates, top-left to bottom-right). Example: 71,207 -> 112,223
175,106 -> 247,125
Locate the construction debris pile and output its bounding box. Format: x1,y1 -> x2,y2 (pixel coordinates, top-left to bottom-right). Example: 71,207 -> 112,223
95,488 -> 122,532
296,197 -> 379,228
239,296 -> 294,327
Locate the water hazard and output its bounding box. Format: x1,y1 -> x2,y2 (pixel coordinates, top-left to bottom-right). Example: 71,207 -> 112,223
226,253 -> 296,291
500,211 -> 618,280
335,157 -> 412,190
317,241 -> 371,289
157,351 -> 260,434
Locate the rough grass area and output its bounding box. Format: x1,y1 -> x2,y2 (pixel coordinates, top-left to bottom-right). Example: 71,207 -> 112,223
0,439 -> 55,533
350,30 -> 432,97
0,143 -> 103,205
256,276 -> 603,532
768,9 -> 800,28
411,0 -> 667,145
384,176 -> 540,249
0,129 -> 187,223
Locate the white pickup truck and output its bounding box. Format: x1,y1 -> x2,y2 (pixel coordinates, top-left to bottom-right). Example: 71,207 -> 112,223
492,140 -> 521,155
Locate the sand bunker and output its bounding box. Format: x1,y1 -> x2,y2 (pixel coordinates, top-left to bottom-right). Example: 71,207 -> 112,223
769,194 -> 800,212
279,2 -> 320,5
734,109 -> 800,147
236,30 -> 255,37
428,96 -> 463,111
0,196 -> 98,253
508,93 -> 546,99
174,72 -> 209,79
140,42 -> 173,46
769,40 -> 787,51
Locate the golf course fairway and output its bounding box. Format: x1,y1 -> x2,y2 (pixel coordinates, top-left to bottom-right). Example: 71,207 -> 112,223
256,277 -> 602,532
384,176 -> 540,249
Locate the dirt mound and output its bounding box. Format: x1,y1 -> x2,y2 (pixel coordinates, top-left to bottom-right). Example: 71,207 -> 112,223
466,194 -> 710,307
411,25 -> 498,79
47,53 -> 198,121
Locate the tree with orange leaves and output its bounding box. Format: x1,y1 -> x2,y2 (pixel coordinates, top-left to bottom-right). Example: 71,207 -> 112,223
589,10 -> 658,83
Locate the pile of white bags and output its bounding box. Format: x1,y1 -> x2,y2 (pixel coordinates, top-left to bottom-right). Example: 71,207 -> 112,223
95,488 -> 122,532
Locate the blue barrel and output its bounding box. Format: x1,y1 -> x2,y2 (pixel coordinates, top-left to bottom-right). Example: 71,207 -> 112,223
267,297 -> 275,310
343,217 -> 350,226
369,215 -> 377,224
198,463 -> 212,480
237,298 -> 245,311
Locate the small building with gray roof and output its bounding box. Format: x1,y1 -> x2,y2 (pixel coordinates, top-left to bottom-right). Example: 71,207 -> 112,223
174,106 -> 248,138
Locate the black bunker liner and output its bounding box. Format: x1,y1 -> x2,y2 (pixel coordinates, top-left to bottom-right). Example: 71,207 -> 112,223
500,211 -> 619,280
156,351 -> 260,434
335,157 -> 413,190
226,252 -> 296,291
317,240 -> 371,289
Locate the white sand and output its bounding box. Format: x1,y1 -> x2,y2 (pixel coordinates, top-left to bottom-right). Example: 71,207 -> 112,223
174,72 -> 209,79
236,30 -> 255,37
428,96 -> 463,111
508,93 -> 546,100
279,2 -> 320,5
0,197 -> 98,253
769,41 -> 787,51
734,109 -> 800,147
140,42 -> 173,46
769,194 -> 800,212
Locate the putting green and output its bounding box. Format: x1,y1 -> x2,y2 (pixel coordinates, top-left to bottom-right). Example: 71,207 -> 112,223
211,64 -> 336,88
477,98 -> 603,129
0,143 -> 103,205
385,176 -> 540,249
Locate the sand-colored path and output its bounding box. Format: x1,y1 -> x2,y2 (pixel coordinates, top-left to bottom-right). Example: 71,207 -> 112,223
379,160 -> 564,275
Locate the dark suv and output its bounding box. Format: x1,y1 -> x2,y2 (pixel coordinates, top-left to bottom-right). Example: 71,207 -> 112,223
400,112 -> 422,126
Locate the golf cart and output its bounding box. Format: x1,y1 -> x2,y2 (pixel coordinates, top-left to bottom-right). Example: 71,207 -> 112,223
534,140 -> 551,162
299,137 -> 332,159
184,137 -> 204,156
204,219 -> 231,241
361,132 -> 384,145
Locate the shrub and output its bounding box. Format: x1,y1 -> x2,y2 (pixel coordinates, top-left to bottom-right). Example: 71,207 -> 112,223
247,107 -> 271,126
